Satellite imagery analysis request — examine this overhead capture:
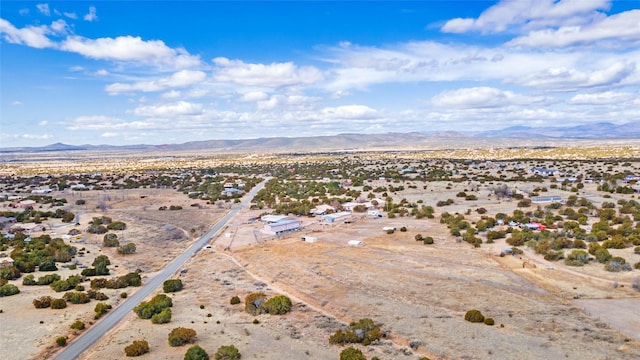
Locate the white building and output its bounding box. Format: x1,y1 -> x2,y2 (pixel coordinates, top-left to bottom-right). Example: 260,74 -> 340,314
262,219 -> 301,235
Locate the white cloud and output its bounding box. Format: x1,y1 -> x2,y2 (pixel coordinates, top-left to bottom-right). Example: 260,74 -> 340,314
132,101 -> 204,117
61,35 -> 201,68
23,133 -> 53,140
213,57 -> 323,87
105,70 -> 206,94
161,90 -> 182,99
64,12 -> 77,19
36,3 -> 50,16
507,10 -> 640,48
101,132 -> 118,138
11,100 -> 23,106
38,120 -> 48,125
19,8 -> 29,16
67,115 -> 152,131
516,62 -> 635,91
569,91 -> 635,105
441,0 -> 610,34
0,18 -> 55,48
431,87 -> 550,109
94,69 -> 109,76
84,6 -> 97,22
239,91 -> 269,102
320,105 -> 379,119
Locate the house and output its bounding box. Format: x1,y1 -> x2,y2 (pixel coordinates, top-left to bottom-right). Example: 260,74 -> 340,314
31,188 -> 53,194
221,188 -> 243,196
348,240 -> 363,247
261,214 -> 289,223
310,204 -> 336,216
323,211 -> 352,223
0,217 -> 17,229
529,167 -> 559,176
262,219 -> 301,235
16,199 -> 37,208
531,196 -> 562,203
624,175 -> 640,183
301,236 -> 317,243
0,257 -> 14,268
69,184 -> 87,190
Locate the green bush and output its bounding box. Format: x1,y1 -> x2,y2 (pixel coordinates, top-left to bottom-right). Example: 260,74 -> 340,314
22,274 -> 37,285
134,294 -> 173,319
400,226 -> 407,232
168,327 -> 197,347
103,233 -> 120,247
94,302 -> 113,319
33,296 -> 53,308
185,345 -> 210,360
63,291 -> 90,304
214,344 -> 241,360
117,242 -> 137,255
70,320 -> 85,330
564,249 -> 589,266
121,292 -> 128,299
423,236 -> 434,245
0,284 -> 20,297
635,262 -> 640,270
464,309 -> 485,323
263,295 -> 292,315
56,336 -> 67,347
340,347 -> 366,360
230,296 -> 241,305
415,234 -> 423,241
124,339 -> 149,357
51,298 -> 67,309
484,317 -> 495,326
163,279 -> 183,293
151,308 -> 172,324
329,318 -> 381,346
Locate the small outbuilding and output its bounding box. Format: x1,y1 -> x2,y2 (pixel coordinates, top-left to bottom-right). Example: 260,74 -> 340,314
348,240 -> 363,247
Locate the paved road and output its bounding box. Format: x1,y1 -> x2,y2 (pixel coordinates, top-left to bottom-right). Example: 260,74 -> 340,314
54,178 -> 269,359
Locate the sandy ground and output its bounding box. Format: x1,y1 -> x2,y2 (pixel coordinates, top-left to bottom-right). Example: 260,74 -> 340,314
2,166 -> 640,360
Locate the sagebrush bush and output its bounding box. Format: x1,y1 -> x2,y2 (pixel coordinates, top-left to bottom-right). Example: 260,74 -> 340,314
329,318 -> 381,346
56,336 -> 67,347
33,296 -> 53,309
464,309 -> 485,323
230,296 -> 241,305
70,320 -> 85,330
484,317 -> 495,326
124,339 -> 149,357
244,293 -> 267,315
184,345 -> 209,360
214,344 -> 240,360
263,295 -> 292,315
163,279 -> 183,293
50,298 -> 67,309
168,327 -> 197,347
340,347 -> 366,360
134,294 -> 172,319
151,308 -> 172,324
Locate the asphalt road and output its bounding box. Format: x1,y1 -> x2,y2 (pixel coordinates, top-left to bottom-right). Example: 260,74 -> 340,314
54,178 -> 268,359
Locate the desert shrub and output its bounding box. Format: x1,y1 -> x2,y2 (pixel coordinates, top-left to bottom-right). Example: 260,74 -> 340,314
117,242 -> 137,255
400,226 -> 407,232
565,249 -> 589,266
107,221 -> 127,230
70,320 -> 85,330
633,277 -> 640,291
517,199 -> 532,207
230,296 -> 241,305
134,294 -> 173,319
330,318 -> 381,346
151,308 -> 172,324
121,292 -> 128,299
33,296 -> 53,308
38,273 -> 62,285
0,278 -> 7,286
168,327 -> 197,347
635,262 -> 640,270
63,291 -> 90,304
0,265 -> 21,280
214,344 -> 241,360
634,246 -> 640,255
163,279 -> 183,293
605,259 -> 631,272
51,298 -> 67,309
244,293 -> 267,316
423,236 -> 434,245
94,302 -> 112,319
0,284 -> 20,297
120,271 -> 142,287
22,274 -> 36,285
102,233 -> 119,247
415,234 -> 423,241
124,339 -> 149,357
56,336 -> 67,347
87,289 -> 109,301
340,347 -> 366,360
81,268 -> 97,277
464,309 -> 485,323
263,295 -> 292,315
386,229 -> 394,234
39,258 -> 58,271
184,345 -> 210,360
484,317 -> 495,326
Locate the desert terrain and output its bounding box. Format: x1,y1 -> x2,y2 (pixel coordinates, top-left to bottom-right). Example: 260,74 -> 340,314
1,147 -> 639,360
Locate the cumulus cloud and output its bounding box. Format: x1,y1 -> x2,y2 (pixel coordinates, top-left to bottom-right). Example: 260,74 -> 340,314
101,132 -> 118,138
64,12 -> 77,19
11,100 -> 23,106
61,35 -> 201,68
239,91 -> 269,102
516,62 -> 635,91
320,105 -> 379,119
36,3 -> 50,16
84,6 -> 97,22
105,70 -> 207,94
569,91 -> 635,105
441,0 -> 610,33
0,18 -> 56,48
23,133 -> 53,140
161,90 -> 181,99
431,87 -> 550,109
213,57 -> 322,87
507,10 -> 640,48
132,101 -> 204,117
67,115 -> 152,131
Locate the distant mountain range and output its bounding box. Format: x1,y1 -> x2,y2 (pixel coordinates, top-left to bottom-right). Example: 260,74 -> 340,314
1,122 -> 638,154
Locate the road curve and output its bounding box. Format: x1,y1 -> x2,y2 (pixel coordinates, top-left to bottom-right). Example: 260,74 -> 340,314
54,178 -> 269,360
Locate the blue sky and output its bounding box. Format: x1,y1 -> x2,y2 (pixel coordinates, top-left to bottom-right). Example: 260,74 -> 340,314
1,1 -> 639,147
